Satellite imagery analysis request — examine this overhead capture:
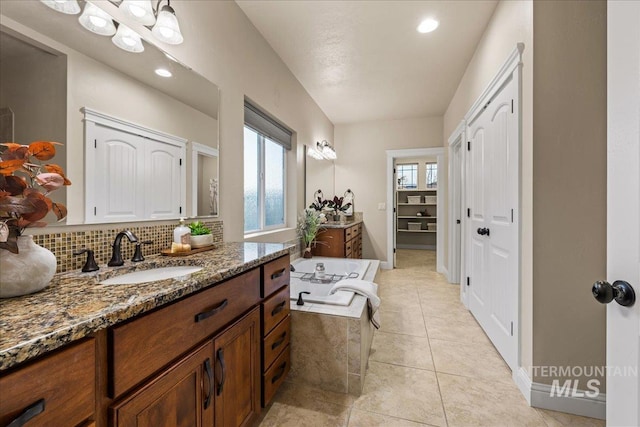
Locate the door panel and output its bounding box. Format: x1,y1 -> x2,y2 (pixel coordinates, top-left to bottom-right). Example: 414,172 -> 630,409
214,307 -> 260,427
111,341 -> 213,427
606,2 -> 640,425
95,126 -> 145,222
146,141 -> 182,219
489,104 -> 511,223
467,70 -> 518,370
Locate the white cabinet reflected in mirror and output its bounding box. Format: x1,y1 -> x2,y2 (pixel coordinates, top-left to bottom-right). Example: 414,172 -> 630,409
0,1 -> 220,225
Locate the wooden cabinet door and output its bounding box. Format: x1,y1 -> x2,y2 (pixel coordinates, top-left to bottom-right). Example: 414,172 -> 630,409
111,341 -> 214,427
214,307 -> 260,427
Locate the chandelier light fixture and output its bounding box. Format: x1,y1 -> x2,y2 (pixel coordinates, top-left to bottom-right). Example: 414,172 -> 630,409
40,0 -> 184,54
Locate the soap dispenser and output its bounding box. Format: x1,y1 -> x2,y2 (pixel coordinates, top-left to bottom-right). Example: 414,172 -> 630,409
173,217 -> 191,244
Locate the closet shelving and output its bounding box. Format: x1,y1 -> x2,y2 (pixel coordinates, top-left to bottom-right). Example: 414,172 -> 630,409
396,188 -> 438,243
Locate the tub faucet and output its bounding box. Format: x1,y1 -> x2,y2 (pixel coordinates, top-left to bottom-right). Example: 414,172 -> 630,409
297,291 -> 311,306
108,230 -> 138,267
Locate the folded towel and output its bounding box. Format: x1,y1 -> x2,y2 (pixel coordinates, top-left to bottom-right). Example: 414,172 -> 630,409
330,279 -> 381,329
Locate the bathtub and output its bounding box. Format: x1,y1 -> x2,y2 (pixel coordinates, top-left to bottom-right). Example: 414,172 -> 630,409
290,258 -> 371,306
287,256 -> 380,396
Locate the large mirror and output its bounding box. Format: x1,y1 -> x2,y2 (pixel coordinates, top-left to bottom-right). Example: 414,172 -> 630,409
0,1 -> 219,225
304,147 -> 335,208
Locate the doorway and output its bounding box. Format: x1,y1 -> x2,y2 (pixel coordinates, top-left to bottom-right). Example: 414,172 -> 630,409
385,147 -> 445,271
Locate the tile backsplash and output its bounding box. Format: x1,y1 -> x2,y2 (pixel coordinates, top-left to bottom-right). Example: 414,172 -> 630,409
31,221 -> 223,273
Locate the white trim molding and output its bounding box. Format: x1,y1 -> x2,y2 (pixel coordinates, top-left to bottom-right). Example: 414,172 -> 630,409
385,147 -> 445,271
514,368 -> 606,420
447,120 -> 465,287
82,107 -> 188,147
190,141 -> 219,218
465,43 -> 525,126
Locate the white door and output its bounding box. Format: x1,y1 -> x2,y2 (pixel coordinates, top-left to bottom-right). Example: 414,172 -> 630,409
92,123 -> 145,223
145,140 -> 183,219
449,139 -> 462,284
393,164 -> 397,267
467,73 -> 519,370
601,2 -> 640,425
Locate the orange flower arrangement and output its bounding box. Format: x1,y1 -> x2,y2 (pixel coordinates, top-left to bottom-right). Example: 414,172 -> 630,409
0,141 -> 71,253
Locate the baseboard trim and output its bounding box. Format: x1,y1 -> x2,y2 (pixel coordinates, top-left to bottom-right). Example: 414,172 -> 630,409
514,368 -> 606,420
380,261 -> 392,270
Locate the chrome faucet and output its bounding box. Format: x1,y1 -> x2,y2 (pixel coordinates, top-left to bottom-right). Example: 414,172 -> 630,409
108,230 -> 138,267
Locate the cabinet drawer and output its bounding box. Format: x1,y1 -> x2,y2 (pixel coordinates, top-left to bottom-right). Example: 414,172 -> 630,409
262,285 -> 290,335
262,255 -> 290,297
262,345 -> 290,407
263,315 -> 290,371
0,339 -> 95,427
111,268 -> 260,398
345,227 -> 353,240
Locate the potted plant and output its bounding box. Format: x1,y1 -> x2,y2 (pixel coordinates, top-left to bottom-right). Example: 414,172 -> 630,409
297,209 -> 322,258
327,196 -> 352,221
188,221 -> 214,248
0,140 -> 70,298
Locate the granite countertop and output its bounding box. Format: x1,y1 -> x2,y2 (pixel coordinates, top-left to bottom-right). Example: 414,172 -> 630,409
319,219 -> 363,229
0,242 -> 292,371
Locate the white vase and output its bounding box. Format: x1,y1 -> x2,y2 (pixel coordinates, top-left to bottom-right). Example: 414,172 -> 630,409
0,236 -> 57,298
190,234 -> 214,249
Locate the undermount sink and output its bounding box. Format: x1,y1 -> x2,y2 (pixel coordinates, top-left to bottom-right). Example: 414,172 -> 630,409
99,266 -> 203,285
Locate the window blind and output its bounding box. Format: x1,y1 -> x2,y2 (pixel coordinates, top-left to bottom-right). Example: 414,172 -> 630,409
244,101 -> 292,150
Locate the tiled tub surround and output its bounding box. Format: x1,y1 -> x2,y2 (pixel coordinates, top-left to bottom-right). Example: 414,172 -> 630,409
287,258 -> 380,396
0,242 -> 291,370
29,220 -> 223,273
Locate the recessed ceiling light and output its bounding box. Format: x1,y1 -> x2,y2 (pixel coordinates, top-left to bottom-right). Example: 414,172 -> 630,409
155,68 -> 172,77
417,18 -> 439,34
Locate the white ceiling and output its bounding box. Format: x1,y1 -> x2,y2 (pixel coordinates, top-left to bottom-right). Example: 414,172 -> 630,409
236,0 -> 498,124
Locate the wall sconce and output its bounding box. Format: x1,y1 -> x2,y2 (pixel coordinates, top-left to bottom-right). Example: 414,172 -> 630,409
40,0 -> 184,54
307,140 -> 337,160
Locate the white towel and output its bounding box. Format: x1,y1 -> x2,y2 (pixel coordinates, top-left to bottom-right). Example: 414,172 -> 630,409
330,279 -> 381,329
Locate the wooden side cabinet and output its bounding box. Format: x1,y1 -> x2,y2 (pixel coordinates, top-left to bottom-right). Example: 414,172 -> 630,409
214,307 -> 261,427
312,223 -> 362,258
111,341 -> 214,427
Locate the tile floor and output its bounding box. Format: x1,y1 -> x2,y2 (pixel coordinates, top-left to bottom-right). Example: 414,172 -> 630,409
257,249 -> 605,427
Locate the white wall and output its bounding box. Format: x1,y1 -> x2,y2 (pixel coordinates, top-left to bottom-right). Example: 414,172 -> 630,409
334,117 -> 443,261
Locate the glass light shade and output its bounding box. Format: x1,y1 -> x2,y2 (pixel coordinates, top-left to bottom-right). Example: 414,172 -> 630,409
307,145 -> 324,160
322,144 -> 337,160
152,5 -> 184,45
112,24 -> 144,53
40,0 -> 81,15
79,2 -> 116,36
119,0 -> 156,26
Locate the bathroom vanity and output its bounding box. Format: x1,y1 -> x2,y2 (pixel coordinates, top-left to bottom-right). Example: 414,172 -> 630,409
0,242 -> 291,427
311,221 -> 363,259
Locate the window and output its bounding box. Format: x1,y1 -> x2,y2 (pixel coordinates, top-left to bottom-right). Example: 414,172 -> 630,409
243,102 -> 291,233
397,163 -> 418,189
426,162 -> 438,188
